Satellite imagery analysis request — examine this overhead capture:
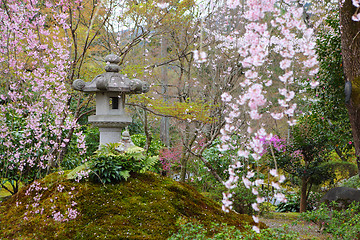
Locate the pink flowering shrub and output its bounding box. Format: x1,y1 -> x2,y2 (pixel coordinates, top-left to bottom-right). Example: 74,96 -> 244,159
159,145 -> 183,172
0,0 -> 85,195
259,135 -> 286,156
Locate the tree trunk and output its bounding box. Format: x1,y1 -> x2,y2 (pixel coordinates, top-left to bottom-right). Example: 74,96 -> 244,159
180,153 -> 189,182
160,36 -> 170,147
143,109 -> 152,154
299,177 -> 308,213
339,0 -> 360,176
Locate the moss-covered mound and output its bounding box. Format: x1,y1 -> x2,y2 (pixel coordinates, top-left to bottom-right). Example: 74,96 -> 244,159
0,172 -> 257,239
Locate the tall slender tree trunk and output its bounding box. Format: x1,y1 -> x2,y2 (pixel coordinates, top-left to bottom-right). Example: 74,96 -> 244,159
143,109 -> 152,154
180,124 -> 191,182
299,177 -> 308,213
339,0 -> 360,177
160,37 -> 170,147
180,152 -> 189,182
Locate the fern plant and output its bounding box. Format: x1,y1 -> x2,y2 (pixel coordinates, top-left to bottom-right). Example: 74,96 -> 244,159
89,155 -> 131,183
140,156 -> 159,173
95,143 -> 121,156
88,143 -> 159,183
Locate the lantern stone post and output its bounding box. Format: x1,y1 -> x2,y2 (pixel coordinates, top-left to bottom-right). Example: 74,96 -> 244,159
72,54 -> 149,146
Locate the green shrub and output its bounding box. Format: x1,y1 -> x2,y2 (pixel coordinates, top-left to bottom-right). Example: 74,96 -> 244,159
61,126 -> 99,170
307,191 -> 322,210
276,192 -> 300,212
169,220 -> 299,240
341,175 -> 360,189
232,185 -> 257,215
89,155 -> 132,183
88,143 -> 159,184
131,134 -> 165,157
276,191 -> 322,212
299,202 -> 360,239
259,202 -> 276,216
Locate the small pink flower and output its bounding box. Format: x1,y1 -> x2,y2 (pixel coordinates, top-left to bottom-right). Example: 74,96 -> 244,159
352,13 -> 360,21
251,203 -> 260,211
269,169 -> 278,177
252,226 -> 260,233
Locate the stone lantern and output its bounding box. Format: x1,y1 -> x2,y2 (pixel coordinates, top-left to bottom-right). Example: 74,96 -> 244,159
72,54 -> 149,146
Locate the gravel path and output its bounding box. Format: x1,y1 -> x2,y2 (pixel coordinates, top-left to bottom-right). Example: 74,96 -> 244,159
260,214 -> 332,240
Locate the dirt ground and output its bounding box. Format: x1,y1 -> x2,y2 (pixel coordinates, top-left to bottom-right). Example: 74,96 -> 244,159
260,213 -> 332,240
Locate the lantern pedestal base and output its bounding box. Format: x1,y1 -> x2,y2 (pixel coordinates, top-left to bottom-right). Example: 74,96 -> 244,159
98,128 -> 123,147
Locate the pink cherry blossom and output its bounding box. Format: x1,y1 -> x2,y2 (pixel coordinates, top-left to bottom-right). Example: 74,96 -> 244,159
274,193 -> 287,203
271,112 -> 284,120
271,181 -> 281,190
252,226 -> 260,233
310,81 -> 320,88
242,176 -> 252,188
251,203 -> 260,211
279,175 -> 286,183
218,0 -> 319,214
247,171 -> 255,178
254,179 -> 264,186
270,169 -> 278,177
265,80 -> 272,86
221,92 -> 233,102
238,149 -> 250,158
280,59 -> 291,69
353,0 -> 360,7
156,3 -> 169,9
227,0 -> 240,9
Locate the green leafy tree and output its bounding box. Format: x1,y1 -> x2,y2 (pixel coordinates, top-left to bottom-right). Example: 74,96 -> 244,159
310,13 -> 353,162
276,113 -> 335,213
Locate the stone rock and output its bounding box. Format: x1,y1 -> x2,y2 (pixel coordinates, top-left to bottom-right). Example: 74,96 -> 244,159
321,187 -> 360,207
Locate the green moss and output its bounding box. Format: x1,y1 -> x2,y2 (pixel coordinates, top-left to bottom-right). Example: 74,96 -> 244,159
267,212 -> 300,220
0,171 -> 257,239
352,76 -> 360,105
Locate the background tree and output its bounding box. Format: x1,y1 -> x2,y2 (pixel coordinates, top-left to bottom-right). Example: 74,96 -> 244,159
311,12 -> 353,163
0,0 -> 116,195
101,0 -> 246,183
276,113 -> 335,213
339,0 -> 360,176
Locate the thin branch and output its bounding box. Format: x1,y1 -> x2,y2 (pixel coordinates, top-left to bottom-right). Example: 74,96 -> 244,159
126,102 -> 206,123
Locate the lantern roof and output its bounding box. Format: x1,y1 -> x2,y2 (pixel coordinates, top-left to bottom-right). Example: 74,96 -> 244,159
72,54 -> 149,94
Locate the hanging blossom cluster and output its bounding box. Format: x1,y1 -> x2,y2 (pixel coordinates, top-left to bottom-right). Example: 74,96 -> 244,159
204,0 -> 321,233
193,50 -> 208,63
352,0 -> 360,20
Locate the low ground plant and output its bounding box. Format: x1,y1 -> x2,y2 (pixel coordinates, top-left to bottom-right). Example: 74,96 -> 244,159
168,220 -> 299,240
340,175 -> 360,188
299,202 -> 360,239
89,143 -> 159,183
276,192 -> 300,212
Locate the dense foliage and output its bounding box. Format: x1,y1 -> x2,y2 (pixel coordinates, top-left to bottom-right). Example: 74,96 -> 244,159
311,14 -> 353,160
169,220 -> 299,240
89,143 -> 159,183
299,202 -> 360,239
